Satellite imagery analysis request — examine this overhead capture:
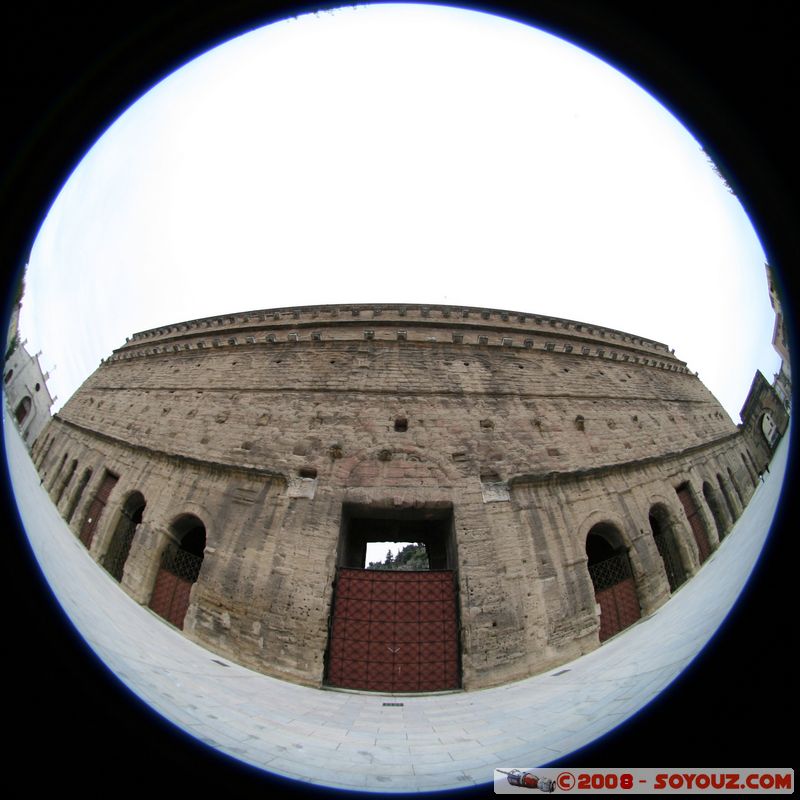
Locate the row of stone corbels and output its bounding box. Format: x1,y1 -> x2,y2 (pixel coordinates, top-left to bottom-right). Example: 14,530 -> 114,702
126,303 -> 671,354
107,328 -> 692,374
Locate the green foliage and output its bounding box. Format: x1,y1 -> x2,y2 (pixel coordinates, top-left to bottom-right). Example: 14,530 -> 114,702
701,146 -> 736,196
13,271 -> 25,306
5,334 -> 17,361
366,543 -> 429,571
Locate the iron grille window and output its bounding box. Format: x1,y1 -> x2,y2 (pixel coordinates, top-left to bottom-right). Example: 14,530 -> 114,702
161,543 -> 204,583
106,523 -> 138,582
653,531 -> 686,592
588,552 -> 633,592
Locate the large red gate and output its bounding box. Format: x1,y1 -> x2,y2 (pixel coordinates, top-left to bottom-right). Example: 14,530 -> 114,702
79,471 -> 118,549
326,568 -> 460,692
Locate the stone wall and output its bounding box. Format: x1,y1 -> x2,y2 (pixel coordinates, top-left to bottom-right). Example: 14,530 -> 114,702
739,370 -> 790,474
31,304 -> 759,690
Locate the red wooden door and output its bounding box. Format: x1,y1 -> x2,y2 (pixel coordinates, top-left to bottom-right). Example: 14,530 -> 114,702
327,569 -> 460,692
79,472 -> 118,549
148,543 -> 203,630
149,569 -> 194,629
595,578 -> 641,642
676,485 -> 711,564
588,553 -> 642,642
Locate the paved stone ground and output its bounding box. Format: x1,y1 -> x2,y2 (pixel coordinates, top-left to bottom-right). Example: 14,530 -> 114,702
3,406 -> 791,794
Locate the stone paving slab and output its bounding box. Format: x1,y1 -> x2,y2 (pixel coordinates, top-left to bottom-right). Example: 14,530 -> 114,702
3,406 -> 790,794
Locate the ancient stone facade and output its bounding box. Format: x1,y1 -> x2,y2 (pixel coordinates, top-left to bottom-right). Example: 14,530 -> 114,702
4,341 -> 54,448
739,370 -> 790,475
31,304 -> 761,691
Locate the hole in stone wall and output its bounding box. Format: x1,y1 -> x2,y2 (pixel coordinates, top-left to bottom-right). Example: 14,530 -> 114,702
394,417 -> 408,432
337,503 -> 457,571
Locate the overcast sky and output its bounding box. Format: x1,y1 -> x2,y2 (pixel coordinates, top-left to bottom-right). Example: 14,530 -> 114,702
19,4 -> 779,443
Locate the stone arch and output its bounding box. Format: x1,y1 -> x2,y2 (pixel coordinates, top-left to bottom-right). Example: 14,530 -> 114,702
148,513 -> 207,630
14,396 -> 32,425
702,479 -> 727,542
716,472 -> 738,524
55,459 -> 78,506
760,411 -> 779,448
675,480 -> 712,565
740,452 -> 757,488
339,445 -> 456,489
103,490 -> 147,582
65,467 -> 92,524
648,502 -> 689,592
584,519 -> 642,641
35,435 -> 54,470
727,466 -> 744,507
745,449 -> 760,480
49,452 -> 68,492
78,469 -> 119,550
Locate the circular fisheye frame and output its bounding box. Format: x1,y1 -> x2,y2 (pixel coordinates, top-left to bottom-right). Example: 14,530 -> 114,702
4,2 -> 794,795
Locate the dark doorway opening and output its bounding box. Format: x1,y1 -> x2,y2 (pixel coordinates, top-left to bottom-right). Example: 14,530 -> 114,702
149,515 -> 206,630
14,396 -> 31,425
717,473 -> 738,526
326,504 -> 461,692
586,523 -> 642,642
65,468 -> 91,524
79,470 -> 118,549
703,480 -> 727,541
55,459 -> 77,505
649,505 -> 688,592
104,491 -> 146,582
676,482 -> 712,564
337,504 -> 458,570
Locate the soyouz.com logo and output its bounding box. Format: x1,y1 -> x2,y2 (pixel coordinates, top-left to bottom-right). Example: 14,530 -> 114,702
493,768 -> 794,794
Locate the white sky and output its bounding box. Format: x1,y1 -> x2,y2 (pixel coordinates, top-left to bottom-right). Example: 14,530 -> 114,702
19,2 -> 780,504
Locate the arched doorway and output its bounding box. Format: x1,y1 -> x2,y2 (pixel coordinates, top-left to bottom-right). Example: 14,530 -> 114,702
104,491 -> 146,582
741,453 -> 757,488
727,466 -> 744,507
326,503 -> 460,692
675,482 -> 712,564
79,470 -> 119,549
761,412 -> 779,448
648,504 -> 688,592
55,459 -> 77,505
717,473 -> 738,525
49,452 -> 68,492
65,468 -> 92,524
702,480 -> 726,541
586,523 -> 641,642
14,396 -> 31,425
149,514 -> 206,630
